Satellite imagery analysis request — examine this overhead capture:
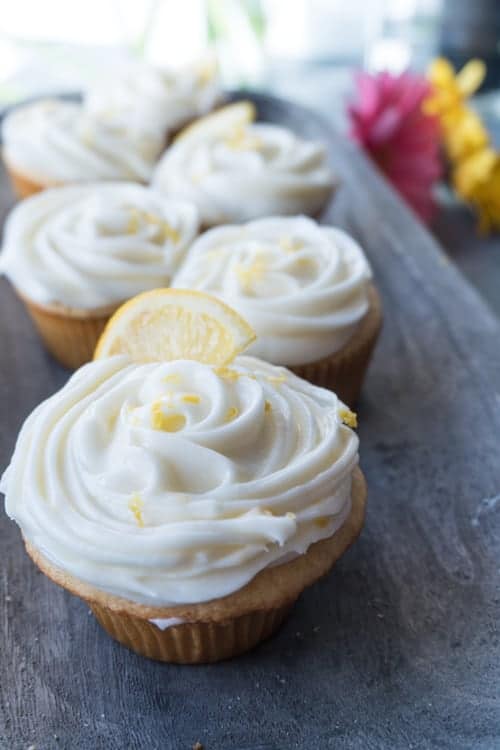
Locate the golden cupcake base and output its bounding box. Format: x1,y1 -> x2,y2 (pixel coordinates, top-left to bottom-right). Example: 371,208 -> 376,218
24,468 -> 366,664
292,284 -> 382,405
21,295 -> 118,370
91,602 -> 293,664
4,160 -> 53,199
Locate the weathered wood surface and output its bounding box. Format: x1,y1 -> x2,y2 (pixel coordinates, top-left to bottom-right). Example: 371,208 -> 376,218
0,92 -> 499,750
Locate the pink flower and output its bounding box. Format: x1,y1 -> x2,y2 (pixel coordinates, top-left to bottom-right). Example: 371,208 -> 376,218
348,71 -> 442,222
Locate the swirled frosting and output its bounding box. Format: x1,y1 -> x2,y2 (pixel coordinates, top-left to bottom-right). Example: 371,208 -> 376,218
0,183 -> 199,308
152,117 -> 334,226
85,58 -> 221,137
1,355 -> 359,606
173,217 -> 372,365
2,99 -> 165,184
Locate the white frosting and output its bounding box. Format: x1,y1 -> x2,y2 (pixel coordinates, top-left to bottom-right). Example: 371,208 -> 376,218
173,217 -> 372,365
85,58 -> 221,137
2,99 -> 165,184
0,183 -> 199,309
1,355 -> 358,606
152,119 -> 334,226
149,617 -> 185,630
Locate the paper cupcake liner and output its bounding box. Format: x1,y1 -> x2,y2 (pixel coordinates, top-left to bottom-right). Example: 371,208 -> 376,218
22,296 -> 116,369
4,162 -> 50,199
291,284 -> 382,405
90,602 -> 294,664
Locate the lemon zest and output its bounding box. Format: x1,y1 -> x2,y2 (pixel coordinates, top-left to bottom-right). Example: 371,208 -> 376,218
339,408 -> 358,428
126,208 -> 180,243
128,494 -> 144,527
163,373 -> 182,384
279,237 -> 304,253
234,258 -> 267,291
182,394 -> 201,404
225,406 -> 239,422
151,401 -> 186,432
267,374 -> 286,384
214,366 -> 241,381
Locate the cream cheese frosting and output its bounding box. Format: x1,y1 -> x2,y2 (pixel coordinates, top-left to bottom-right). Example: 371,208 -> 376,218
1,355 -> 359,606
0,183 -> 199,309
152,118 -> 334,225
1,99 -> 165,184
172,216 -> 372,365
84,58 -> 221,138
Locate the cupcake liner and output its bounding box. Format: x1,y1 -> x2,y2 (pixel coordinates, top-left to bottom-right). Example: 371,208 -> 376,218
292,284 -> 382,405
3,160 -> 51,199
23,469 -> 366,664
21,295 -> 117,370
90,602 -> 294,664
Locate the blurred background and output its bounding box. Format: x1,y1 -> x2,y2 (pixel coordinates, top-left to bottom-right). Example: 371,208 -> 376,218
1,0 -> 499,117
0,0 -> 499,312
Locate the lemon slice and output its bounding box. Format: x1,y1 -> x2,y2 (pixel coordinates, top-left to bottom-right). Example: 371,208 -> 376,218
94,288 -> 256,365
173,100 -> 256,144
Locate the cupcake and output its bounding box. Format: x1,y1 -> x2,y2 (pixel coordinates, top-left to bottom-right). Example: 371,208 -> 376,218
172,216 -> 381,404
0,183 -> 199,368
84,57 -> 222,141
1,353 -> 366,664
1,99 -> 165,199
152,101 -> 335,227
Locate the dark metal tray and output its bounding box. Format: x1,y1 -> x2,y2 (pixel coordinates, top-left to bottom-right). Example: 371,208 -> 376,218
1,92 -> 499,750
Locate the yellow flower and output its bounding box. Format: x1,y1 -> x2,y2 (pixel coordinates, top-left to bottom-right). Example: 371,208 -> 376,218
444,107 -> 489,162
453,148 -> 500,233
426,56 -> 500,233
425,57 -> 486,128
426,58 -> 488,163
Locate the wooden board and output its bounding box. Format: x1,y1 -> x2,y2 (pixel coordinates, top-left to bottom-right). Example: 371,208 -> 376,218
0,92 -> 499,750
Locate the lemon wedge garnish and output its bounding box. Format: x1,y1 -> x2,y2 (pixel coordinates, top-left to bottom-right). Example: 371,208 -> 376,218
173,100 -> 256,144
94,288 -> 256,366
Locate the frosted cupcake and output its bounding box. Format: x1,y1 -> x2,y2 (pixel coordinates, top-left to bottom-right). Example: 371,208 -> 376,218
173,216 -> 381,403
2,99 -> 165,198
152,102 -> 335,226
1,353 -> 366,663
84,57 -> 222,140
0,183 -> 199,368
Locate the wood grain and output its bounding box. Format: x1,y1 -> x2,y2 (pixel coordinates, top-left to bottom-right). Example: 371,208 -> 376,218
0,92 -> 499,750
